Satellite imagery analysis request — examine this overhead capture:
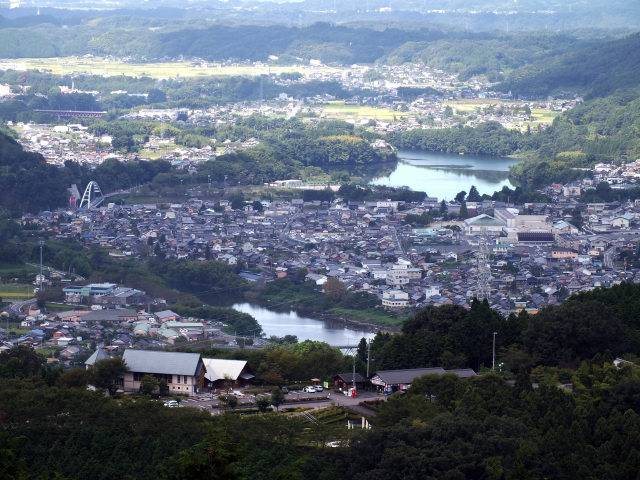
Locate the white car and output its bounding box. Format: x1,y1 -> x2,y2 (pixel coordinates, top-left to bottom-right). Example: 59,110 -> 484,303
314,385 -> 323,392
163,400 -> 181,407
303,386 -> 316,393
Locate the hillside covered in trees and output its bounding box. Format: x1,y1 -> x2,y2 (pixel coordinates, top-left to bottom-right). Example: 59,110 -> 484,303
0,14 -> 608,83
497,32 -> 640,99
3,281 -> 640,479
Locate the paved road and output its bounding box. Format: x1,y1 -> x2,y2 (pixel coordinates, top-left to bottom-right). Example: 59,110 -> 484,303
5,298 -> 37,317
176,389 -> 386,416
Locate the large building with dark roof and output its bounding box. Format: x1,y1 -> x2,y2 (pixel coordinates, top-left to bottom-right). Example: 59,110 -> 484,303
517,232 -> 555,244
371,367 -> 477,394
122,349 -> 206,396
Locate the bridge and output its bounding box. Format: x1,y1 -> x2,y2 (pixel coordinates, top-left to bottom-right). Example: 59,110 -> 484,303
34,109 -> 107,118
78,181 -> 105,209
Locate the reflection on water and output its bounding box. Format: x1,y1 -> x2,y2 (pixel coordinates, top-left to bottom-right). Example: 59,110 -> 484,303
369,150 -> 519,200
325,160 -> 398,182
414,164 -> 511,183
233,303 -> 375,346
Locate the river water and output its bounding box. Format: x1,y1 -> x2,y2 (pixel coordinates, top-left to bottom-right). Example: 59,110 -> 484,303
233,303 -> 376,346
370,149 -> 519,200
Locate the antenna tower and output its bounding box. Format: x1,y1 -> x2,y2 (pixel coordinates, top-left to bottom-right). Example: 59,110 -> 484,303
476,232 -> 492,300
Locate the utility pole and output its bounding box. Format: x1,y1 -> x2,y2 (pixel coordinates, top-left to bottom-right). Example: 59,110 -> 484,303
366,338 -> 371,378
492,332 -> 497,370
352,353 -> 356,391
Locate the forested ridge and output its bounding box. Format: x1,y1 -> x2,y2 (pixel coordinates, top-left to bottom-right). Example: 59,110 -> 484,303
0,15 -> 601,82
3,282 -> 640,479
0,131 -> 170,214
370,282 -> 640,374
498,32 -> 640,99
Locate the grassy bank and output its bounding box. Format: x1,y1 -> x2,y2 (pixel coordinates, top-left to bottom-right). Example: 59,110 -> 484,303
250,278 -> 406,328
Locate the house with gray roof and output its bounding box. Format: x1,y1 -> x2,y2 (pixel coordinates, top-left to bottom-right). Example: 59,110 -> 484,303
85,348 -> 110,368
122,349 -> 206,396
371,367 -> 476,393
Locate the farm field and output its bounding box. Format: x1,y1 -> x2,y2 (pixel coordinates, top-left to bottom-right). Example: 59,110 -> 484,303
5,57 -> 342,79
0,283 -> 37,300
321,101 -> 411,121
445,99 -> 560,126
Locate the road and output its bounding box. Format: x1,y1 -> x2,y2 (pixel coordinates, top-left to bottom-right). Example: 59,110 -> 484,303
177,389 -> 386,416
5,298 -> 37,317
27,263 -> 85,282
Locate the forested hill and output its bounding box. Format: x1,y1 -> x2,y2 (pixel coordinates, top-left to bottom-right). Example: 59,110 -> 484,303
0,131 -> 70,213
0,131 -> 170,215
0,16 -> 597,82
497,32 -> 640,98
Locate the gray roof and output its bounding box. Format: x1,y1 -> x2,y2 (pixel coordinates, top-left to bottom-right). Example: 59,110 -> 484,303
85,348 -> 110,366
445,368 -> 478,378
335,372 -> 364,383
80,309 -> 139,322
122,349 -> 204,376
372,368 -> 446,385
371,367 -> 478,385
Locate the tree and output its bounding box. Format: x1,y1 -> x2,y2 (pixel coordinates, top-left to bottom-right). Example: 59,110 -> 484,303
140,374 -> 159,395
468,185 -> 482,202
159,379 -> 170,396
459,201 -> 468,219
0,345 -> 44,378
454,190 -> 467,203
90,357 -> 128,395
439,200 -> 448,217
165,425 -> 240,480
323,277 -> 347,301
56,368 -> 90,388
357,337 -> 368,364
219,394 -> 238,410
228,192 -> 245,210
147,88 -> 167,104
270,388 -> 285,411
251,200 -> 263,212
256,395 -> 271,413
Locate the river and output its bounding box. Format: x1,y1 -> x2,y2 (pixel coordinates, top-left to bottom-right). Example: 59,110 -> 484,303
369,149 -> 519,200
233,303 -> 376,346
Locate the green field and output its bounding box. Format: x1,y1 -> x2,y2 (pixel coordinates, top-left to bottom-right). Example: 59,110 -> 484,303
321,101 -> 411,121
0,283 -> 36,299
445,99 -> 559,127
0,263 -> 37,278
7,57 -> 342,79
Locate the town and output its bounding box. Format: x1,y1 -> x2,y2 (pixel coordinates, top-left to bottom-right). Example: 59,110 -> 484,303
5,166 -> 640,364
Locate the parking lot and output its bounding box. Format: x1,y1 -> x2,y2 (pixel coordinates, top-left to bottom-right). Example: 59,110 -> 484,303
171,388 -> 386,414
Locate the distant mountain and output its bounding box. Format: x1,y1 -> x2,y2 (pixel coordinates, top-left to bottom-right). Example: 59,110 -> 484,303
496,32 -> 640,98
2,0 -> 640,30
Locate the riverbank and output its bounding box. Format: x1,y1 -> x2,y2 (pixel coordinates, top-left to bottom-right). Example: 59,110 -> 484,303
243,281 -> 405,334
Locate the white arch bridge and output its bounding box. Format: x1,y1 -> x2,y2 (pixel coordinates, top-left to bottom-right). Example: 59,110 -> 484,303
78,181 -> 105,209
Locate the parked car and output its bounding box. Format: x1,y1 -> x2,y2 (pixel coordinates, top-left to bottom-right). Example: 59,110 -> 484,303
163,400 -> 181,407
303,386 -> 316,393
280,386 -> 289,394
314,385 -> 323,392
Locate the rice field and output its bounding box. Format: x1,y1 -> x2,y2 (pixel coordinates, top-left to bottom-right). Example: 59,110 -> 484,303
0,283 -> 36,300
321,101 -> 411,121
6,57 -> 342,79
